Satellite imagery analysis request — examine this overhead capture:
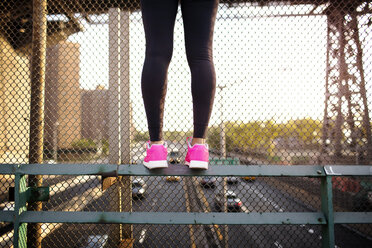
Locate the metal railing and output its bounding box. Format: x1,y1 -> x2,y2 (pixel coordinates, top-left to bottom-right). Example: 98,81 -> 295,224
0,164 -> 371,248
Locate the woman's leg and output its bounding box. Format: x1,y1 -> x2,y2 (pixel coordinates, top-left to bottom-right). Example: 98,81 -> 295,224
181,0 -> 219,140
140,0 -> 179,142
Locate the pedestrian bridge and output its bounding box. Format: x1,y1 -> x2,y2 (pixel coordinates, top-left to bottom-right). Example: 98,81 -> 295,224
1,0 -> 372,247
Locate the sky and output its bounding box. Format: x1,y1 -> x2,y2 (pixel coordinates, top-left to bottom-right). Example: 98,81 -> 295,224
67,3 -> 372,132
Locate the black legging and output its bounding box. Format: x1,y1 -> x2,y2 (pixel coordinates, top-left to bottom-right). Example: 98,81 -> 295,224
140,0 -> 218,141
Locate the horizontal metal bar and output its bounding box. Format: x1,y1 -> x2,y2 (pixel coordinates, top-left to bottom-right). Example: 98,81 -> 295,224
334,212 -> 372,224
0,164 -> 17,174
2,164 -> 371,177
5,211 -> 372,225
19,211 -> 327,225
0,211 -> 15,222
9,164 -> 327,177
324,166 -> 372,176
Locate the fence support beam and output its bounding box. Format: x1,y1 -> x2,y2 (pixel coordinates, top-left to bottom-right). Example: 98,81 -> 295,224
28,0 -> 47,247
108,8 -> 133,246
14,171 -> 28,248
106,8 -> 121,190
321,175 -> 335,248
108,8 -> 122,247
120,9 -> 133,246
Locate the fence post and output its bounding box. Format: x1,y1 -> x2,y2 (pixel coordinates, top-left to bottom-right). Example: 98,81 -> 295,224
320,175 -> 335,248
217,85 -> 227,158
108,8 -> 124,246
28,0 -> 47,247
120,9 -> 134,246
14,168 -> 28,248
108,7 -> 121,180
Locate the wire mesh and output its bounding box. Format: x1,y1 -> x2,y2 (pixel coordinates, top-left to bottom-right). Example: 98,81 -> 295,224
1,0 -> 372,247
0,174 -> 14,247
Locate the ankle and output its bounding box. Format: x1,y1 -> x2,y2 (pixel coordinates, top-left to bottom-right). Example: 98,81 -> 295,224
150,140 -> 164,146
191,138 -> 205,146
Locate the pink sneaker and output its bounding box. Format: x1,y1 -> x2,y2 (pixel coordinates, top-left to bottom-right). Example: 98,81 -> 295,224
143,141 -> 168,169
185,137 -> 209,169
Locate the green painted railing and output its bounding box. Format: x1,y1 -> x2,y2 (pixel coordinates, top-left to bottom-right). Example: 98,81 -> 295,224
0,164 -> 371,248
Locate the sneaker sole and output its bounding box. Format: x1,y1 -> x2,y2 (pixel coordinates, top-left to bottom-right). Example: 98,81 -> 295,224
188,160 -> 208,170
143,160 -> 168,169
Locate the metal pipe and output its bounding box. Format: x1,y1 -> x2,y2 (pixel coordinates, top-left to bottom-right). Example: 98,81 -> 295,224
27,0 -> 47,247
53,122 -> 59,162
120,9 -> 133,244
321,176 -> 335,248
320,18 -> 331,164
218,85 -> 227,158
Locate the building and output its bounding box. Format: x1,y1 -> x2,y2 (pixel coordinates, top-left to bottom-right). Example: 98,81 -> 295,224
45,41 -> 82,150
81,85 -> 109,141
81,85 -> 135,143
0,33 -> 31,163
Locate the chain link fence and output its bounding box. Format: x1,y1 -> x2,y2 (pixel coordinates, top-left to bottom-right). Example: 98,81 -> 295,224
1,0 -> 372,247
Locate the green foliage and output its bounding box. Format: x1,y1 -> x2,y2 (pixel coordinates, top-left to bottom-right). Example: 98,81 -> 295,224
222,120 -> 273,155
207,118 -> 323,157
207,126 -> 234,152
133,130 -> 193,142
291,156 -> 310,165
164,130 -> 193,142
290,118 -> 322,144
71,138 -> 96,150
101,139 -> 109,154
71,138 -> 108,154
268,155 -> 282,162
133,131 -> 149,142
